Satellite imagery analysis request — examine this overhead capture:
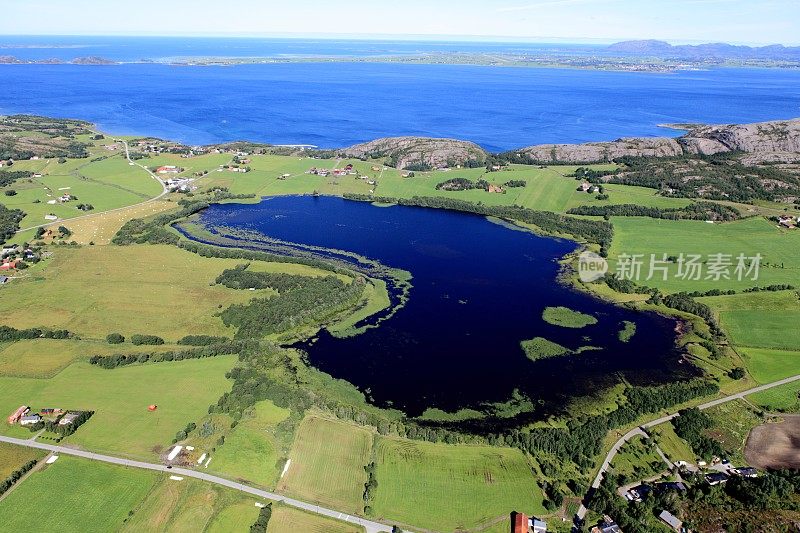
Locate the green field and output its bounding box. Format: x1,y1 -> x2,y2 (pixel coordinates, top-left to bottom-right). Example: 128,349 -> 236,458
0,357 -> 236,460
207,400 -> 291,488
703,400 -> 763,465
0,245 -> 277,341
542,306 -> 598,328
608,434 -> 665,481
276,415 -> 372,515
650,424 -> 696,465
267,504 -> 365,533
1,153 -> 162,235
371,437 -> 543,531
608,217 -> 800,293
748,381 -> 800,412
122,475 -> 260,533
700,290 -> 800,351
0,441 -> 45,479
0,338 -> 192,378
739,347 -> 800,384
0,456 -> 157,532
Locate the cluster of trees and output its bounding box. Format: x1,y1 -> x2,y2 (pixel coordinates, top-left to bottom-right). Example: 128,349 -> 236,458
0,170 -> 31,187
743,284 -> 796,293
220,276 -> 365,339
130,334 -> 165,346
76,203 -> 94,211
671,408 -> 725,460
249,503 -> 272,533
502,380 -> 719,468
363,461 -> 378,515
28,411 -> 94,439
590,468 -> 800,532
106,333 -> 125,344
0,325 -> 72,341
216,264 -> 315,292
344,194 -> 614,254
662,293 -> 723,338
503,180 -> 526,188
574,167 -> 617,182
112,200 -> 210,246
435,177 -> 490,191
173,421 -> 197,443
608,154 -> 800,202
566,202 -> 741,222
0,460 -> 38,498
0,203 -> 25,244
177,335 -> 230,346
89,342 -> 246,369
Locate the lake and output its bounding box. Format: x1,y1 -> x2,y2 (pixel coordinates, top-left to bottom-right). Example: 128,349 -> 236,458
2,45 -> 800,151
193,196 -> 695,422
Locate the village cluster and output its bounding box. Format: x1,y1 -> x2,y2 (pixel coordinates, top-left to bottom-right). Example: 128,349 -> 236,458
0,244 -> 41,284
7,405 -> 82,429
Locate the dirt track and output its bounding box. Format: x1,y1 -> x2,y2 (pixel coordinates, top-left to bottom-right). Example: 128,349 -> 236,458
745,415 -> 800,469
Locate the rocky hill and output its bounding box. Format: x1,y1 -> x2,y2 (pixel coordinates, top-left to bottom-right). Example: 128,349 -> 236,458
340,137 -> 488,170
607,40 -> 800,61
510,118 -> 800,164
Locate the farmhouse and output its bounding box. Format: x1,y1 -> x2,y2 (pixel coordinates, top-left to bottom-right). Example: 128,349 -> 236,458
58,412 -> 80,426
0,276 -> 9,285
658,510 -> 682,532
579,182 -> 592,192
590,516 -> 622,533
732,466 -> 758,478
0,259 -> 21,271
156,165 -> 181,174
778,215 -> 796,228
487,184 -> 505,194
705,472 -> 729,486
7,405 -> 29,424
20,414 -> 42,426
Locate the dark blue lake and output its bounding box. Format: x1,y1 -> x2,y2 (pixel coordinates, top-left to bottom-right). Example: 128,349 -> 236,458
195,196 -> 693,420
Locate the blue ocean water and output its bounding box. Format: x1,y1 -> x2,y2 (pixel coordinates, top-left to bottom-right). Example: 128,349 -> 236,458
1,38 -> 799,150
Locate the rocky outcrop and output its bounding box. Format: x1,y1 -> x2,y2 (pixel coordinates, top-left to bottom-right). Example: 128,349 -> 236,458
515,137 -> 683,164
511,119 -> 800,164
341,137 -> 488,170
680,119 -> 800,155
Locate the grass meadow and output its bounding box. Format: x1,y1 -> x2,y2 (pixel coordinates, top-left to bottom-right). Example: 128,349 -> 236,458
207,400 -> 291,488
0,441 -> 45,479
700,290 -> 800,351
371,437 -> 544,532
266,504 -> 365,533
608,217 -> 800,293
748,380 -> 800,412
121,475 -> 260,533
0,245 -> 273,341
276,415 -> 372,515
0,456 -> 157,532
0,356 -> 236,460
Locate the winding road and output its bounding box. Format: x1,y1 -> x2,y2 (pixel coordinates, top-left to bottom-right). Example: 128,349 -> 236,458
575,373 -> 800,522
15,140 -> 169,235
0,435 -> 394,533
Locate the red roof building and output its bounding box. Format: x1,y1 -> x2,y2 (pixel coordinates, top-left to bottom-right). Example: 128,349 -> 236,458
512,512 -> 529,533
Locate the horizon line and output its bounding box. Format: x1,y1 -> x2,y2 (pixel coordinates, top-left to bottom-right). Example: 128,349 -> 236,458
1,32 -> 798,48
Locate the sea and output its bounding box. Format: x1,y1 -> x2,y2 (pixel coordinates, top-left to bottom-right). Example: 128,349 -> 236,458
2,36 -> 800,150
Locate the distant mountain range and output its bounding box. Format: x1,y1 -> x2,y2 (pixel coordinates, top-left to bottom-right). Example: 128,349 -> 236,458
607,40 -> 800,60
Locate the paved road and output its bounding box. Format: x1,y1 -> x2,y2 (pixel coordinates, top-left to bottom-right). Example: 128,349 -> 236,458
576,373 -> 800,522
15,140 -> 169,235
0,435 -> 394,533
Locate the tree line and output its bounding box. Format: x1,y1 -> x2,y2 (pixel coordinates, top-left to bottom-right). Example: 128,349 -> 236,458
566,202 -> 741,222
0,325 -> 72,341
89,341 -> 248,369
0,203 -> 24,244
0,460 -> 38,498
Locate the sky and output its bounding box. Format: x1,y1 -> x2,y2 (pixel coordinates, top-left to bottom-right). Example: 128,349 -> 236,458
4,0 -> 800,45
